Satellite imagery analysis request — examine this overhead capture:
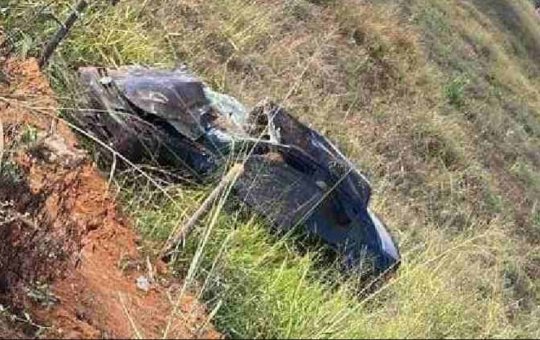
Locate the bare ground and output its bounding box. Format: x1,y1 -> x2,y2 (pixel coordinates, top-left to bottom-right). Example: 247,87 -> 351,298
0,58 -> 220,339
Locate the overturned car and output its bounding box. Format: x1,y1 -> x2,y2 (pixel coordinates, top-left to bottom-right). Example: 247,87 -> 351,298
76,65 -> 400,274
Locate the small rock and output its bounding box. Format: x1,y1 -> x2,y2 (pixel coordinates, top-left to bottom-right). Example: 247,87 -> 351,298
136,276 -> 150,292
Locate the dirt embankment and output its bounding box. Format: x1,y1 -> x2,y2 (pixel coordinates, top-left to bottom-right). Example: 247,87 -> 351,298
0,59 -> 220,339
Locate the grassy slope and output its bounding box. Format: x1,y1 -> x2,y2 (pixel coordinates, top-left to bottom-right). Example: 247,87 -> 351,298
3,0 -> 539,337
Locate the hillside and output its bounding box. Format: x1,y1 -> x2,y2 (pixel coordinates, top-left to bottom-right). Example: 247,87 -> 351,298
2,0 -> 540,338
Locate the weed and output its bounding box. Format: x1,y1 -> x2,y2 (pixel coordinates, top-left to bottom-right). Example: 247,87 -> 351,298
445,74 -> 470,108
25,282 -> 59,309
4,0 -> 540,338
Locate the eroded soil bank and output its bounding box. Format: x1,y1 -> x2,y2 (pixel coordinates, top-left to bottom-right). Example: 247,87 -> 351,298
0,58 -> 220,339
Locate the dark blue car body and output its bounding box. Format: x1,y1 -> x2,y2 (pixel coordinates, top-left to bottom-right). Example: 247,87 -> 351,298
77,65 -> 401,274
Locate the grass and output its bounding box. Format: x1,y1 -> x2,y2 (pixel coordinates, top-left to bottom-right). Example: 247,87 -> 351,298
3,0 -> 540,338
121,178 -> 518,338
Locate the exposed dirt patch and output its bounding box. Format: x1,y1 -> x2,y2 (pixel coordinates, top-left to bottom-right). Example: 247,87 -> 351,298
0,59 -> 221,339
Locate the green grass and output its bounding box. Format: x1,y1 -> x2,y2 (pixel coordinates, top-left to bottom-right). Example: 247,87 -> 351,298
3,0 -> 540,338
120,179 -> 520,338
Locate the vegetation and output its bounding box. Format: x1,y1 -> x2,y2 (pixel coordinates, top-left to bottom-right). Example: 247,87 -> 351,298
3,0 -> 539,338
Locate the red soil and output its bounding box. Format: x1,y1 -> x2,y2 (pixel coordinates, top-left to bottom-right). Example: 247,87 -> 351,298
0,58 -> 220,339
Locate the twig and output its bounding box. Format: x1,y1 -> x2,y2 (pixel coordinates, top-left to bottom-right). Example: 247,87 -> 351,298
161,164 -> 244,259
38,0 -> 89,68
107,152 -> 117,187
118,292 -> 144,339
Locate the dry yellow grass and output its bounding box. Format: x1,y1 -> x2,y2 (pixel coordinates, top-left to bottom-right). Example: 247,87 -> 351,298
3,0 -> 539,337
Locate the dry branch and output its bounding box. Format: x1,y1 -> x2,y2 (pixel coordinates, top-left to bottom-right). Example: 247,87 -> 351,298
38,0 -> 88,68
161,164 -> 244,259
